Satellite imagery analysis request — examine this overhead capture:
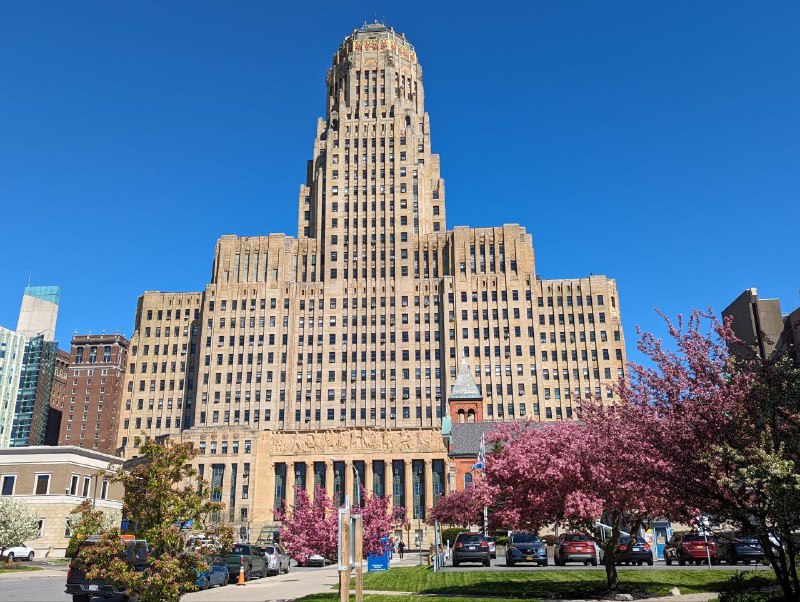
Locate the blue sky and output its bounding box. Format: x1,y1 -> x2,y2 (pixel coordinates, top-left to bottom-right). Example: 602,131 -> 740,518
1,1 -> 798,364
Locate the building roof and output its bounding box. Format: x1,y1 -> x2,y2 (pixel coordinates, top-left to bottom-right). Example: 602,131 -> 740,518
450,422 -> 497,457
449,359 -> 483,401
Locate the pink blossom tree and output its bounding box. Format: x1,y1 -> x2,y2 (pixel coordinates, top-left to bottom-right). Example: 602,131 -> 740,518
352,487 -> 401,556
483,403 -> 671,590
623,310 -> 800,601
428,484 -> 491,528
277,486 -> 337,565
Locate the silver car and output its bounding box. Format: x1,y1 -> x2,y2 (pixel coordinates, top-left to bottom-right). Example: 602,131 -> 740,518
262,544 -> 290,575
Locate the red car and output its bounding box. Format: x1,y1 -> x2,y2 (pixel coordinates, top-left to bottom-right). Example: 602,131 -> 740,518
554,532 -> 597,566
664,533 -> 718,565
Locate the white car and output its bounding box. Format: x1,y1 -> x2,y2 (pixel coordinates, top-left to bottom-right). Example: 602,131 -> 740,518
306,553 -> 329,567
2,545 -> 34,561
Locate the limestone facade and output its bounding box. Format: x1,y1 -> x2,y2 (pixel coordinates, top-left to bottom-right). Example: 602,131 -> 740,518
114,24 -> 627,540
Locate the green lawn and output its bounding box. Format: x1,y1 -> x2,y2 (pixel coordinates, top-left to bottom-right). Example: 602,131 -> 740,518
299,596 -> 506,602
0,564 -> 42,574
338,566 -> 768,599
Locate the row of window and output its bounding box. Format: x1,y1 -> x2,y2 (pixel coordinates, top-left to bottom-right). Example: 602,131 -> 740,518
0,473 -> 110,499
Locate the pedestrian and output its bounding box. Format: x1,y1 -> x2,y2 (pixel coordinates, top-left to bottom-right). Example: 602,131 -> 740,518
398,539 -> 405,559
388,536 -> 394,560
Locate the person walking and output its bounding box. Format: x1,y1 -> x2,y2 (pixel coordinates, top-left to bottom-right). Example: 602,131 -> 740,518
398,539 -> 405,559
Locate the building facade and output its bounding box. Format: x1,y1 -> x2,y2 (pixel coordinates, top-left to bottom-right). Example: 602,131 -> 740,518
59,334 -> 129,453
115,24 -> 627,540
723,288 -> 800,362
45,348 -> 71,445
16,286 -> 60,342
0,327 -> 26,448
0,446 -> 124,558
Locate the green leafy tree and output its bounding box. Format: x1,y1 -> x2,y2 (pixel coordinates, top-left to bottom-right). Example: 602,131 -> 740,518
79,438 -> 222,602
0,497 -> 39,559
65,499 -> 121,557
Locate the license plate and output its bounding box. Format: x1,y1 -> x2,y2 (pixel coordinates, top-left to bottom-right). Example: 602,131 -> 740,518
633,547 -> 642,551
577,547 -> 584,551
526,556 -> 534,561
89,585 -> 99,591
468,546 -> 476,550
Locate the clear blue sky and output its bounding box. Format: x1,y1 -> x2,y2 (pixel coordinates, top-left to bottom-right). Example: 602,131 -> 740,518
1,1 -> 798,364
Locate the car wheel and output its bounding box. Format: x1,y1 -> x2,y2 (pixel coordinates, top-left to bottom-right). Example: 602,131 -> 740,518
6,552 -> 13,561
453,558 -> 460,567
286,562 -> 291,573
711,557 -> 719,566
637,561 -> 643,566
591,558 -> 598,567
744,559 -> 751,565
647,559 -> 653,566
506,558 -> 514,567
483,558 -> 491,567
26,551 -> 34,561
666,557 -> 672,566
541,560 -> 549,567
678,556 -> 685,566
200,576 -> 209,590
73,595 -> 92,602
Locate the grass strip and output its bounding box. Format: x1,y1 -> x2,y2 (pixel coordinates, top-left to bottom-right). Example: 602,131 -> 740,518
350,566 -> 770,599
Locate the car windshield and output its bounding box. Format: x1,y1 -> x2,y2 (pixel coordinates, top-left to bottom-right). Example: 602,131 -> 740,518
512,533 -> 541,544
619,536 -> 646,545
564,534 -> 589,542
262,546 -> 276,554
683,535 -> 707,542
458,534 -> 484,544
231,545 -> 249,554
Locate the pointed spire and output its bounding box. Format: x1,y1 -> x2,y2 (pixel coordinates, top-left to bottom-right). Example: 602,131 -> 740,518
449,358 -> 483,400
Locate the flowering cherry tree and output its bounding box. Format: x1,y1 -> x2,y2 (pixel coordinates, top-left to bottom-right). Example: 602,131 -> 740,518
353,487 -> 402,556
277,486 -> 337,565
428,484 -> 490,528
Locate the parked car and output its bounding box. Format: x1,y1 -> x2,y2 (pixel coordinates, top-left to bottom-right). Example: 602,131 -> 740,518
717,532 -> 765,565
452,532 -> 491,567
486,537 -> 497,559
554,532 -> 597,566
613,535 -> 654,566
306,552 -> 329,567
506,532 -> 548,567
65,535 -> 149,602
1,545 -> 34,561
197,555 -> 229,590
261,544 -> 291,575
226,543 -> 266,582
664,533 -> 718,565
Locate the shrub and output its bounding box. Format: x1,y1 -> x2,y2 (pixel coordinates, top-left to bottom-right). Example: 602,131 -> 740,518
718,571 -> 781,602
441,528 -> 469,547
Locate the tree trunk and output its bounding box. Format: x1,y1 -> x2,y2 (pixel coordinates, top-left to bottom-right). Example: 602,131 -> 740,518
604,546 -> 620,591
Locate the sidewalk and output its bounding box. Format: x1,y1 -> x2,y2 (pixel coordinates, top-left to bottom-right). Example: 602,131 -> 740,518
0,568 -> 64,580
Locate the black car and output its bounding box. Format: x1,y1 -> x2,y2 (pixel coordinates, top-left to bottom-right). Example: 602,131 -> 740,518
65,536 -> 149,602
717,533 -> 765,565
614,535 -> 654,566
452,532 -> 491,567
506,532 -> 548,567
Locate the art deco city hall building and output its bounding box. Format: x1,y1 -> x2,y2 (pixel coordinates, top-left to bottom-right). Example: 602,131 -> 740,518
116,24 -> 626,538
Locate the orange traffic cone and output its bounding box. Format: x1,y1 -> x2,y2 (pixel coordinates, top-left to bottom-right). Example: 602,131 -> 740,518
237,557 -> 245,586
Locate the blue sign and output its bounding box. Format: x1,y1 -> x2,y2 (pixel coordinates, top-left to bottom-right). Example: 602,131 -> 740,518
367,550 -> 389,572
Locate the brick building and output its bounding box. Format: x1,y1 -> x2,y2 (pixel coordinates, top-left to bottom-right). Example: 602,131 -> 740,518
114,24 -> 627,542
60,334 -> 129,454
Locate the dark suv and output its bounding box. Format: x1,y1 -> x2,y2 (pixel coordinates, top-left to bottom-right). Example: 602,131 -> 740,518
506,532 -> 548,567
66,536 -> 149,602
717,533 -> 765,565
452,532 -> 491,567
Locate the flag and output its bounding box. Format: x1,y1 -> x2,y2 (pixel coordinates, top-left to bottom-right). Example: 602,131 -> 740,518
471,434 -> 486,472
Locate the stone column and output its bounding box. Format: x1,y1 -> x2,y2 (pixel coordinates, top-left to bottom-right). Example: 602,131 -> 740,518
364,460 -> 374,497
424,459 -> 433,519
285,462 -> 296,510
404,459 -> 414,518
325,459 -> 334,499
344,459 -> 354,506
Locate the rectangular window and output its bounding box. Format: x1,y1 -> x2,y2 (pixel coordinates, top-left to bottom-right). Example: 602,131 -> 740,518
1,475 -> 15,496
34,474 -> 50,495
